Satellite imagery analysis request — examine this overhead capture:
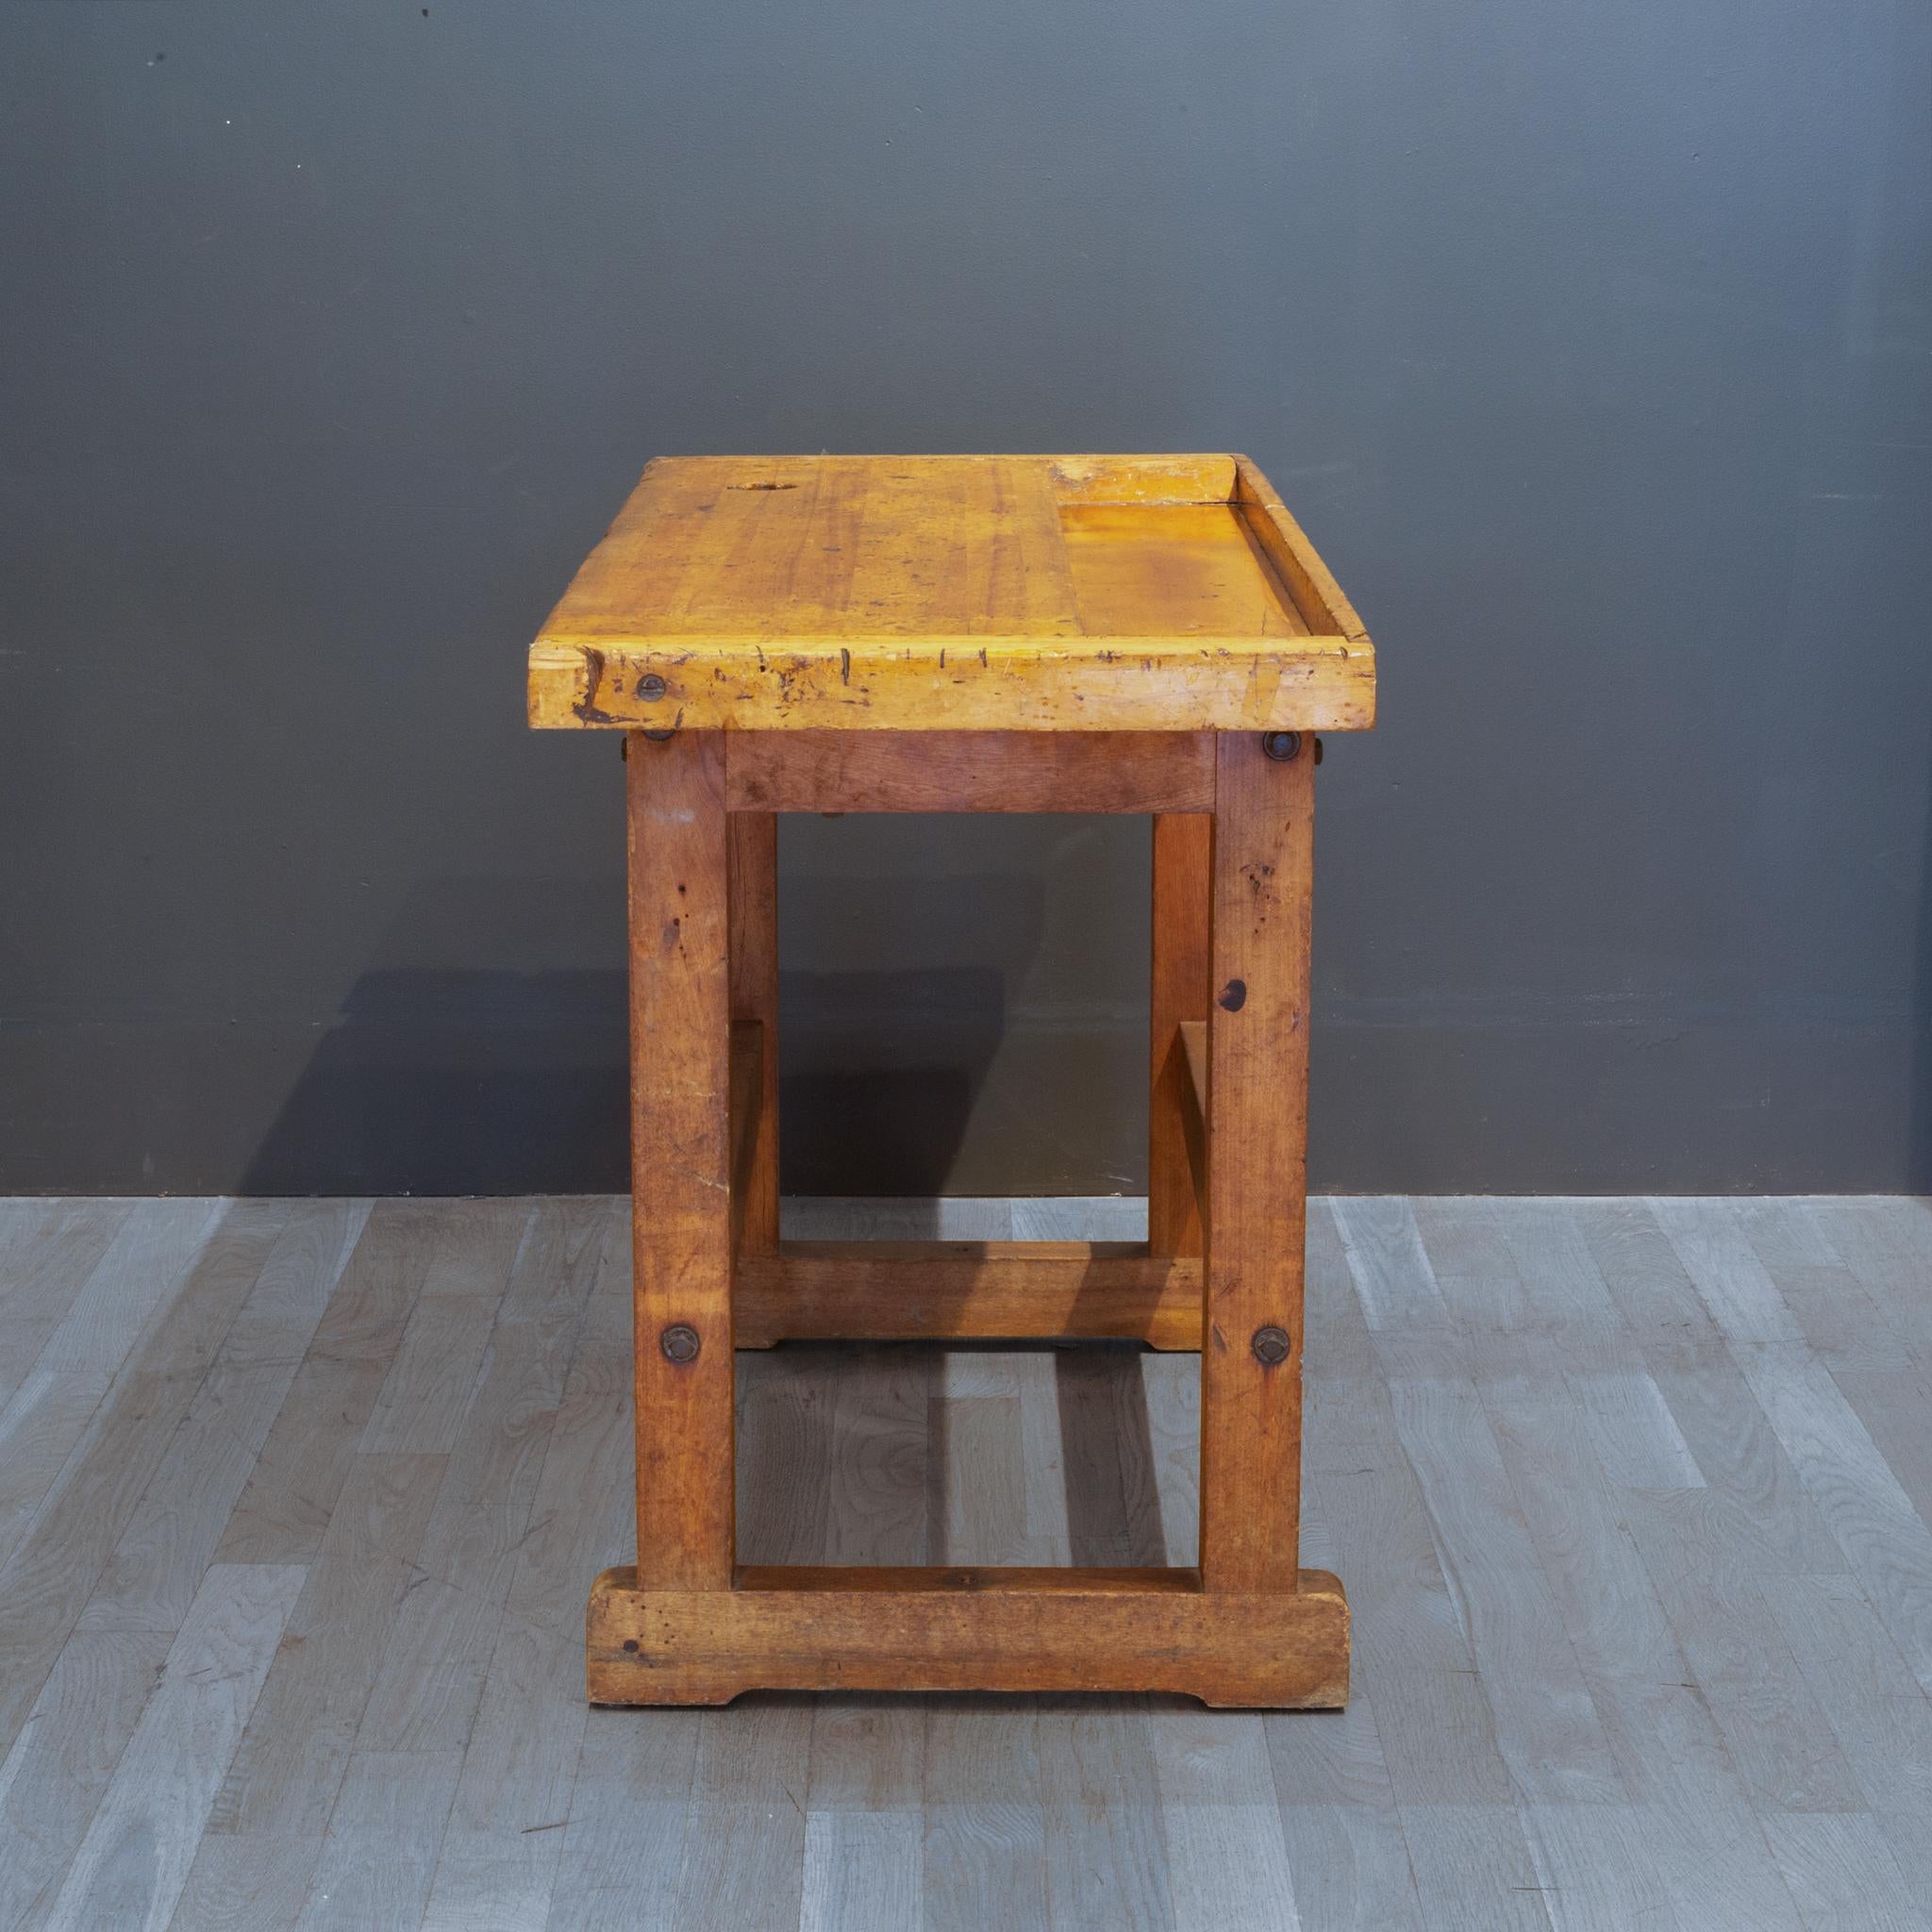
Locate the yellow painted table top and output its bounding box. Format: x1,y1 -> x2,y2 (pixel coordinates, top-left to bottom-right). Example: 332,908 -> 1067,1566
527,454 -> 1374,733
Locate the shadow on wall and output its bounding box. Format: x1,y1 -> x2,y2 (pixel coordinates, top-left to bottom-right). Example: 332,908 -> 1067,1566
236,967 -> 632,1196
779,816 -> 1143,1197
236,962 -> 1008,1197
779,967 -> 1005,1195
1916,741 -> 1932,1191
233,835 -> 1128,1197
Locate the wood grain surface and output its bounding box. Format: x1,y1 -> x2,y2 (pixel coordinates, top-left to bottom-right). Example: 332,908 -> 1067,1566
726,812 -> 781,1257
1199,731 -> 1315,1594
626,729 -> 736,1591
724,728 -> 1216,813
734,1243 -> 1202,1348
587,1564 -> 1349,1707
1147,813 -> 1212,1261
527,454 -> 1375,732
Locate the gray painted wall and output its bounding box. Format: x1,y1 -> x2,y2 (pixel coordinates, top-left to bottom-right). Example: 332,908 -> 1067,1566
4,2 -> 1928,1195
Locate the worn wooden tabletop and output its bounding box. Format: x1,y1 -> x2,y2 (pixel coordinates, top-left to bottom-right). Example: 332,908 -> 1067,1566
527,454 -> 1374,733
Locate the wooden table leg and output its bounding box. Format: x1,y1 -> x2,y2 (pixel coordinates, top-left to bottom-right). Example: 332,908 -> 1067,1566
588,724 -> 1346,1709
621,727 -> 735,1597
728,810 -> 781,1257
1148,810 -> 1211,1265
1201,731 -> 1316,1602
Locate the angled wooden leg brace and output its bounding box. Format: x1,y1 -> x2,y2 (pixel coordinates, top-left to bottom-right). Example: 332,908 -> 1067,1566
588,727 -> 1348,1707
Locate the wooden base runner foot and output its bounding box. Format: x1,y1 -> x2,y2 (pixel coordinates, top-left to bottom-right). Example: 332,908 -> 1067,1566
586,1565 -> 1349,1708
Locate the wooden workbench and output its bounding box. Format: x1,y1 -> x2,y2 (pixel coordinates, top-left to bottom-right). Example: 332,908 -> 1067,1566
528,452 -> 1375,1707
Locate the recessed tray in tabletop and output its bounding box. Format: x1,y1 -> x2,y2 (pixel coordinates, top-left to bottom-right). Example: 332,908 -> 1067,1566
526,453 -> 1374,733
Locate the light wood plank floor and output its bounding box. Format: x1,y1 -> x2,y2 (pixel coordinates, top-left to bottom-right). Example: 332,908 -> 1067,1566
1,1194 -> 1929,1929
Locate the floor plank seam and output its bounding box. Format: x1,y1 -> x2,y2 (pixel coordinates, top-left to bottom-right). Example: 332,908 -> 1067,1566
7,1195 -> 1932,1931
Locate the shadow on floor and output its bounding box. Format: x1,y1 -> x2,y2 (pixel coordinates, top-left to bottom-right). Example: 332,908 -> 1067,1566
734,1337 -> 1173,1574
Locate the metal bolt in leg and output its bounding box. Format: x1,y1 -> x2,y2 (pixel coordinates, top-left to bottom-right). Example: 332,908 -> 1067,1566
1251,1324 -> 1291,1366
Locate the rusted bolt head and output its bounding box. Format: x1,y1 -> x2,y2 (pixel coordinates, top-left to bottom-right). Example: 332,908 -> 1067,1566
659,1323 -> 701,1364
1261,731 -> 1302,763
1251,1324 -> 1291,1366
641,727 -> 676,742
637,673 -> 668,701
